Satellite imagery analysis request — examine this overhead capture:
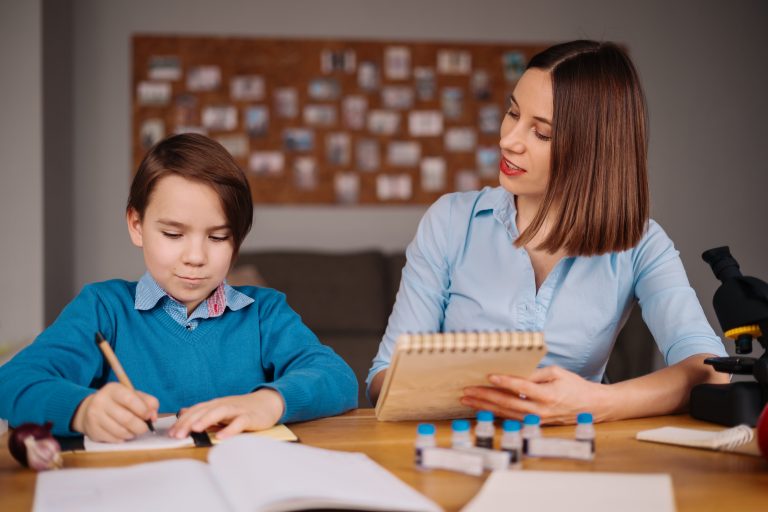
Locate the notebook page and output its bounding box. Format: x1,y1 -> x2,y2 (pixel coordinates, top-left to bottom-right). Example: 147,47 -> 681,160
208,436 -> 443,512
84,415 -> 195,452
461,470 -> 675,512
33,459 -> 228,512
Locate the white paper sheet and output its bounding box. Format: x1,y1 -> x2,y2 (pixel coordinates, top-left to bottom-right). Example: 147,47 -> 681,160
84,415 -> 194,452
462,470 -> 675,512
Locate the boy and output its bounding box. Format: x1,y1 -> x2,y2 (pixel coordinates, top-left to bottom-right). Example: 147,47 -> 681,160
0,134 -> 357,442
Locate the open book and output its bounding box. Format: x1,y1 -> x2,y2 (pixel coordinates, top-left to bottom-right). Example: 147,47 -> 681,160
376,331 -> 546,421
34,436 -> 442,512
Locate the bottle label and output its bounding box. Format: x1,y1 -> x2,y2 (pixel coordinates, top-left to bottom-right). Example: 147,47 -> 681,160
475,436 -> 493,449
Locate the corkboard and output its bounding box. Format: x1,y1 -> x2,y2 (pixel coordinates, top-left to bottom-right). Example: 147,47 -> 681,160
132,35 -> 549,205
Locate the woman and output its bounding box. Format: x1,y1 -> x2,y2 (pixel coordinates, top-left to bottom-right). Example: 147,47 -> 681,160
367,40 -> 728,424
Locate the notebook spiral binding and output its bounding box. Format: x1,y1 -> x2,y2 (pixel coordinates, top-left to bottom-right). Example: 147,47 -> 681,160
398,331 -> 546,354
713,424 -> 754,451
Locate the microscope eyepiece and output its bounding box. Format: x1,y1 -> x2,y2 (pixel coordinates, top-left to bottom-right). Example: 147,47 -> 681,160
702,246 -> 742,282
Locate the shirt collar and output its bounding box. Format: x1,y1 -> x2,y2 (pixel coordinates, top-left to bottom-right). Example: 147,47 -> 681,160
134,272 -> 254,314
474,187 -> 519,237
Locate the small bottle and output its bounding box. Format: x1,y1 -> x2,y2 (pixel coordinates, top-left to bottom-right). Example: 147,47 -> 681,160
474,410 -> 495,449
522,414 -> 541,456
574,412 -> 596,454
451,419 -> 473,449
501,419 -> 522,467
414,423 -> 437,468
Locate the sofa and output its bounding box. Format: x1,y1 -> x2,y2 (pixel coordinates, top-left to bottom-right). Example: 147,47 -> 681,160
230,250 -> 655,406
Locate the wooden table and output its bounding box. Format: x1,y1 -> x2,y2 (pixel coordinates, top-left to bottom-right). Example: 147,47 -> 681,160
1,410 -> 767,511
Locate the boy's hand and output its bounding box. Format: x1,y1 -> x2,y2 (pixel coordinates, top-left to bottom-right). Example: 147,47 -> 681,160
71,382 -> 159,442
169,388 -> 285,440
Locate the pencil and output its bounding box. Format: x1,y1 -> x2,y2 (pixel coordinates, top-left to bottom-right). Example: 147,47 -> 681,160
94,332 -> 155,433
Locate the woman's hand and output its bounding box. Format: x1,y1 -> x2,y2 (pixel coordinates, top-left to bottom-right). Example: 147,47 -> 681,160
461,366 -> 612,424
169,388 -> 285,440
71,382 -> 159,442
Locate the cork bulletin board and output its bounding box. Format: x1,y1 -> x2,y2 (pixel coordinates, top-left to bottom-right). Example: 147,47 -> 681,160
132,35 -> 549,205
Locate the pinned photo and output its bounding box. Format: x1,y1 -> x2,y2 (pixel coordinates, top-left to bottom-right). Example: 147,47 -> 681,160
358,61 -> 380,91
387,141 -> 421,167
215,134 -> 249,159
367,110 -> 400,136
274,87 -> 298,118
202,105 -> 238,131
293,157 -> 318,190
445,127 -> 477,152
385,46 -> 410,80
409,111 -> 443,137
187,65 -> 221,91
283,128 -> 314,152
326,132 -> 351,166
174,94 -> 198,126
248,151 -> 284,176
304,104 -> 338,127
476,147 -> 500,178
356,138 -> 380,172
441,87 -> 464,119
414,67 -> 436,101
334,172 -> 360,204
173,125 -> 207,136
420,157 -> 446,192
308,77 -> 341,100
456,170 -> 480,192
502,51 -> 526,82
377,174 -> 413,201
148,56 -> 181,81
140,118 -> 165,150
137,81 -> 171,106
342,96 -> 367,130
472,70 -> 492,101
381,86 -> 414,110
244,106 -> 269,137
230,75 -> 265,101
437,50 -> 471,75
478,105 -> 501,134
321,49 -> 356,73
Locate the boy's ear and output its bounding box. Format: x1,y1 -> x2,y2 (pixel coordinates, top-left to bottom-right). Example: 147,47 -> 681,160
126,208 -> 144,248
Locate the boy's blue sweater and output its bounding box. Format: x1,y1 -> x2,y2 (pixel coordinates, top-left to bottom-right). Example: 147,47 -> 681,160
0,280 -> 358,435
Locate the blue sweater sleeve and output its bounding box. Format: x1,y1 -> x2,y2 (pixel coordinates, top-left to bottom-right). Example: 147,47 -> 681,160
254,289 -> 358,423
0,284 -> 114,435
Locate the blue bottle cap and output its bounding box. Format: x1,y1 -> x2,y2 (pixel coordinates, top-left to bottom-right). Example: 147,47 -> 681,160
452,419 -> 471,432
417,423 -> 436,435
523,414 -> 540,425
577,412 -> 594,424
477,410 -> 494,422
502,419 -> 522,432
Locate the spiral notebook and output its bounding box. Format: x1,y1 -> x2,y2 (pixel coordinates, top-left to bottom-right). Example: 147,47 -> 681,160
375,331 -> 547,421
636,424 -> 760,456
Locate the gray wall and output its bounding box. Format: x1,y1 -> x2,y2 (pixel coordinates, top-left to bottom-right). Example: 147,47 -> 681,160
0,1 -> 44,348
5,1 -> 768,360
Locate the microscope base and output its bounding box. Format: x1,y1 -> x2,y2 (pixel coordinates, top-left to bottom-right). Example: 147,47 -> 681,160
690,382 -> 765,427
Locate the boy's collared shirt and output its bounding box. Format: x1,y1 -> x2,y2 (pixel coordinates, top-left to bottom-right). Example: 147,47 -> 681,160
134,272 -> 253,330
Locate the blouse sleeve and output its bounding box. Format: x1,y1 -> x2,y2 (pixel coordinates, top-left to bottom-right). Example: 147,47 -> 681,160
366,194 -> 455,389
632,221 -> 728,365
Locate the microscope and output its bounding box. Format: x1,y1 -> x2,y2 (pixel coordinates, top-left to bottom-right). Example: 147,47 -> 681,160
689,246 -> 768,426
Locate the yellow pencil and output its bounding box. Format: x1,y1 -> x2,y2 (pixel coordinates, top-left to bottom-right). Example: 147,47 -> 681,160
95,331 -> 155,433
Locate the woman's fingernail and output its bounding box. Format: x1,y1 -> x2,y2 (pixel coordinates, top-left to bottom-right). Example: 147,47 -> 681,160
489,375 -> 501,384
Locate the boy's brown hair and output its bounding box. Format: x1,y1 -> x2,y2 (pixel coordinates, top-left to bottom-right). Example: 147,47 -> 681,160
127,133 -> 253,256
516,40 -> 649,255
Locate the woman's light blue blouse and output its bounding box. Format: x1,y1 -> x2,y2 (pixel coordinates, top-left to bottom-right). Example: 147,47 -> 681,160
367,187 -> 726,390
